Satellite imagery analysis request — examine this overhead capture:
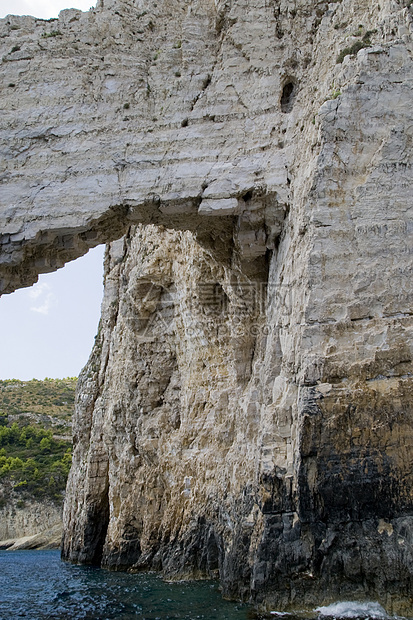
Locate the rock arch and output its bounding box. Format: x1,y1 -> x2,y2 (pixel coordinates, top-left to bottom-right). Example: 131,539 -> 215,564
2,0 -> 413,614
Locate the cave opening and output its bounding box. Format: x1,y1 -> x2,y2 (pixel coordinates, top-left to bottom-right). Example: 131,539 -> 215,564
0,245 -> 105,380
280,80 -> 296,113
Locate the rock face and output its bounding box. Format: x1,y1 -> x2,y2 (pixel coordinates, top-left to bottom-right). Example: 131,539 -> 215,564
0,491 -> 62,549
2,0 -> 413,614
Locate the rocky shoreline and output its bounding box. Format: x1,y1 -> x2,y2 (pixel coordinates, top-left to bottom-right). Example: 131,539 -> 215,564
0,493 -> 62,552
0,522 -> 62,551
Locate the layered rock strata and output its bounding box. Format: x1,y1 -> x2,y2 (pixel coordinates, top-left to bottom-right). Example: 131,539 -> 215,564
0,492 -> 62,549
63,218 -> 413,614
1,0 -> 413,614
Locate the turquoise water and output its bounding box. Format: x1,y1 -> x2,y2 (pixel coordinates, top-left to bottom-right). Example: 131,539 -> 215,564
0,550 -> 249,619
0,550 -> 407,620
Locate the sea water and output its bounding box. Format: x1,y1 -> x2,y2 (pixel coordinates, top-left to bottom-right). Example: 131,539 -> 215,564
0,550 -> 409,620
0,550 -> 248,619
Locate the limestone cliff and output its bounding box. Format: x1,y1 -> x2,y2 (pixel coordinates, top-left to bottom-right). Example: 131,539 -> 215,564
0,489 -> 62,550
2,0 -> 413,614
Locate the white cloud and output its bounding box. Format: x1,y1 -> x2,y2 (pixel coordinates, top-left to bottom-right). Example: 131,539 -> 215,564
31,293 -> 57,315
0,245 -> 104,380
29,282 -> 57,315
29,282 -> 49,300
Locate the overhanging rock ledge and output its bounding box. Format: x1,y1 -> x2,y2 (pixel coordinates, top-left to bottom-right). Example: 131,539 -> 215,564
1,0 -> 413,614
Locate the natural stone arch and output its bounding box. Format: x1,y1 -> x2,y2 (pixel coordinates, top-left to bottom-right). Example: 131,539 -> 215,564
2,0 -> 413,614
0,0 -> 289,296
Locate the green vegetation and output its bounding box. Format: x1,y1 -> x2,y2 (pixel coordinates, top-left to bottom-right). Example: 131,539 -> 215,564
0,423 -> 71,502
0,378 -> 76,420
325,83 -> 342,101
42,30 -> 62,38
336,40 -> 368,63
0,378 -> 76,504
336,28 -> 377,64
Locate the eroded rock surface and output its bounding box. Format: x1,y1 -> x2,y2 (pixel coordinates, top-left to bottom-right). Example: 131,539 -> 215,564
0,491 -> 62,549
2,0 -> 413,614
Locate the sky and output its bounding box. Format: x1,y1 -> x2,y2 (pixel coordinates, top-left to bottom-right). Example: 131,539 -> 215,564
0,246 -> 105,380
0,1 -> 105,381
0,0 -> 93,19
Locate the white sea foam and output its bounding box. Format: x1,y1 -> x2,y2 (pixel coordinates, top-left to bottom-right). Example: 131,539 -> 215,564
316,601 -> 388,618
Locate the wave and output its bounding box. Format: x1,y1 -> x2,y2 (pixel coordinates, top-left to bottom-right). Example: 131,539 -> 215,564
316,601 -> 388,618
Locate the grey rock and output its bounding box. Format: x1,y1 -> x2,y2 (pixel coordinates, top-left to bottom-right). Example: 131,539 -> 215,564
1,0 -> 413,615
